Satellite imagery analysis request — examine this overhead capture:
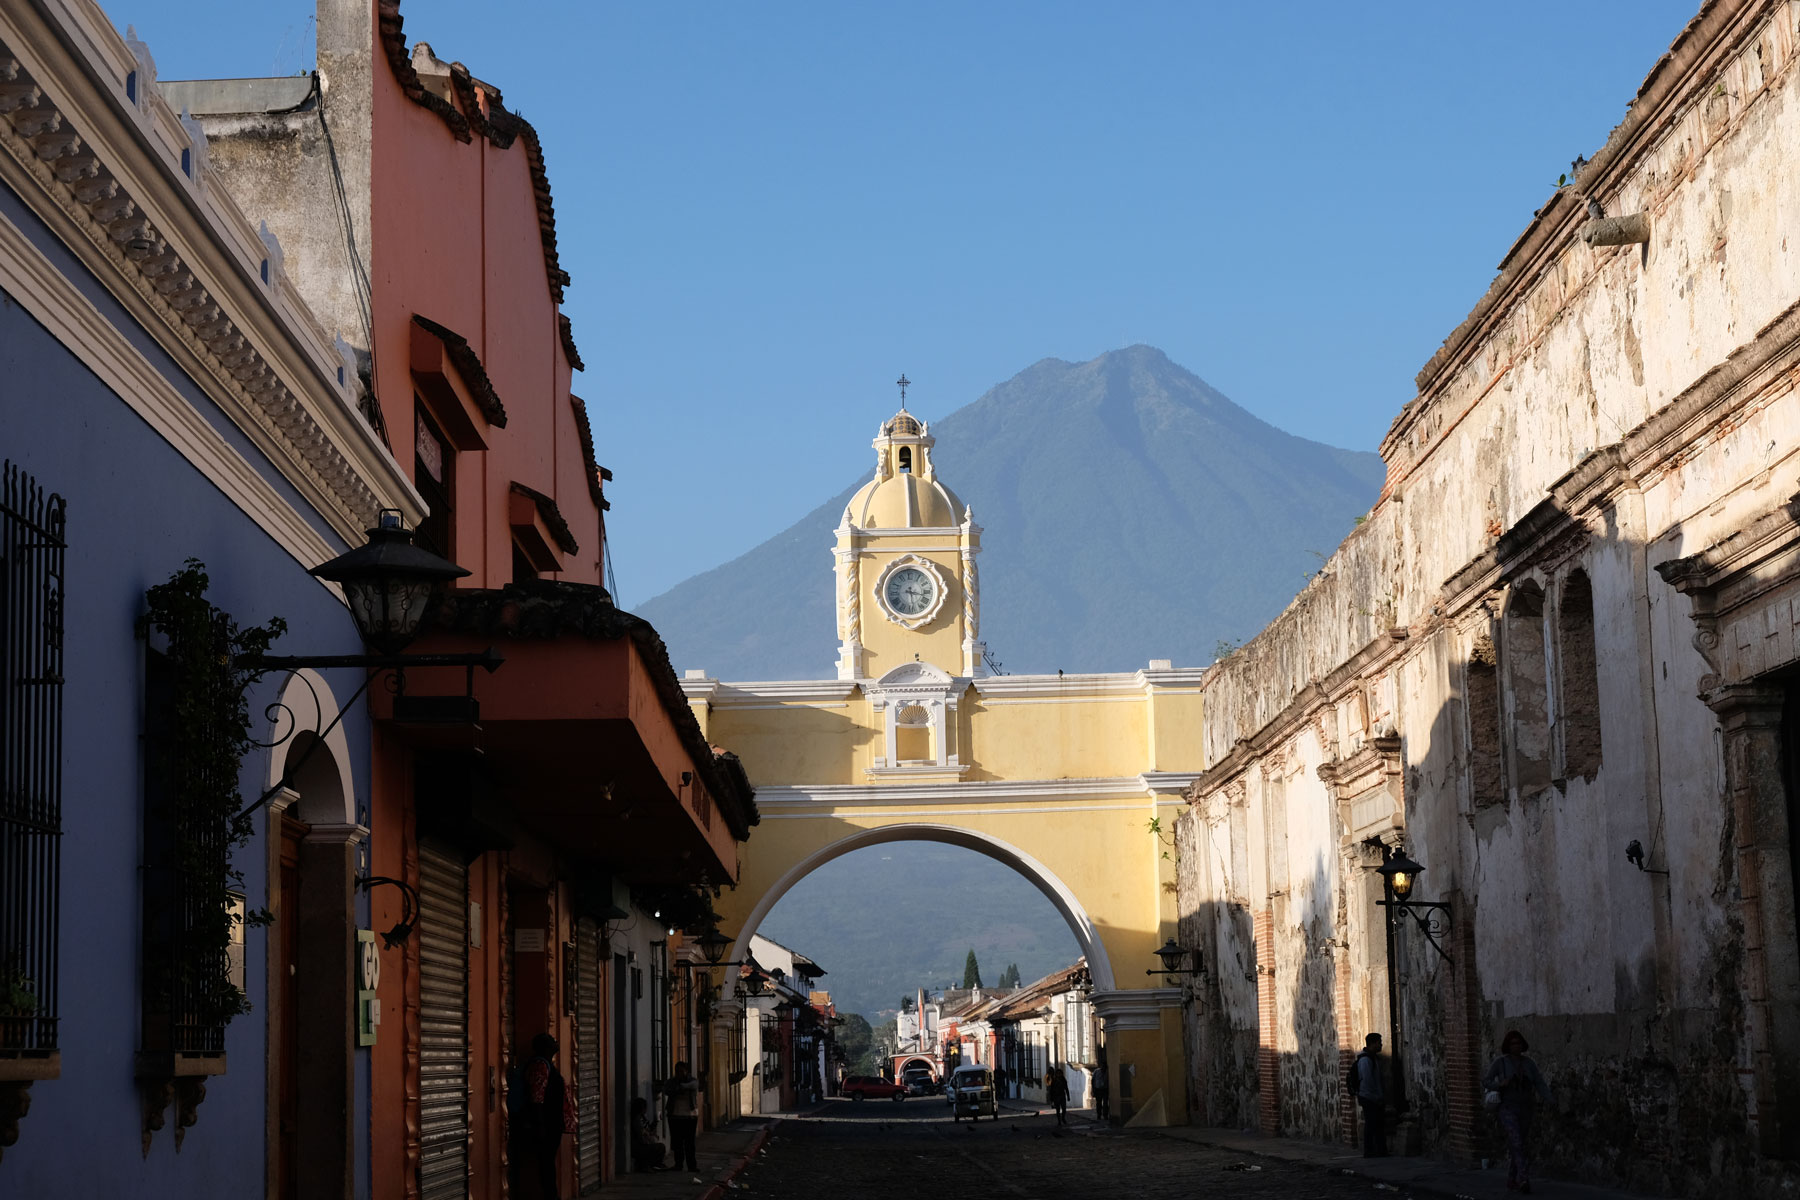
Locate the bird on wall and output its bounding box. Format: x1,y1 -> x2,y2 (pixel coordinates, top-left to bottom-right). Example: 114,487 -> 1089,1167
1587,197 -> 1607,221
1626,839 -> 1646,870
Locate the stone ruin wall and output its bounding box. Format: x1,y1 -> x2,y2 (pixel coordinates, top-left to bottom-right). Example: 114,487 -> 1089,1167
1182,3 -> 1800,1193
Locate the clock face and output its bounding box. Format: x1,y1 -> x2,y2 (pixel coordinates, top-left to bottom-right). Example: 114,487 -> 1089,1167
884,567 -> 937,617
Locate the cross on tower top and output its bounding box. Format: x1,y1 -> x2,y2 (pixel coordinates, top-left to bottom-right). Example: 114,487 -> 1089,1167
896,374 -> 911,410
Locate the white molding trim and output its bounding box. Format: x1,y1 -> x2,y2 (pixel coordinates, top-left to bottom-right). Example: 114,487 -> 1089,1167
848,526 -> 965,538
759,802 -> 1182,819
980,695 -> 1145,706
0,3 -> 420,541
689,679 -> 862,703
975,672 -> 1146,697
753,776 -> 1160,806
304,821 -> 369,846
0,206 -> 343,574
1139,772 -> 1202,796
1090,987 -> 1183,1030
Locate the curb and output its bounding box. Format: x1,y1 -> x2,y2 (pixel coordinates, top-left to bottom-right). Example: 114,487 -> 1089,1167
1144,1129 -> 1526,1200
697,1124 -> 773,1200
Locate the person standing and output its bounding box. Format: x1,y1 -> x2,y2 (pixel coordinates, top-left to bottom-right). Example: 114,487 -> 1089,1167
1046,1068 -> 1071,1125
664,1060 -> 701,1174
1090,1065 -> 1110,1122
518,1033 -> 574,1200
1483,1030 -> 1552,1194
1353,1032 -> 1387,1158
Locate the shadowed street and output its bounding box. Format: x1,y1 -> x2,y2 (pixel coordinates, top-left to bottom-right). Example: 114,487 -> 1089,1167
723,1098 -> 1376,1199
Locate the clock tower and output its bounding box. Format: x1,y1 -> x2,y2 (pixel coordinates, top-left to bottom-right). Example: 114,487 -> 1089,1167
834,401 -> 983,682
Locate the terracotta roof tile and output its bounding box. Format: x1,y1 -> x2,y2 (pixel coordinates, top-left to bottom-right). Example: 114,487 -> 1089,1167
380,0 -> 569,304
559,313 -> 584,372
412,314 -> 507,427
569,394 -> 608,512
509,481 -> 580,556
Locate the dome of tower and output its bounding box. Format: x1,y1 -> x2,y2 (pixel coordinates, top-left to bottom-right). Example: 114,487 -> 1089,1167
844,473 -> 965,530
886,410 -> 922,437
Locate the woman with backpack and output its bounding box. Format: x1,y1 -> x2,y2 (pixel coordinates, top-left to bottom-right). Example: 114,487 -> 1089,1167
1483,1030 -> 1552,1194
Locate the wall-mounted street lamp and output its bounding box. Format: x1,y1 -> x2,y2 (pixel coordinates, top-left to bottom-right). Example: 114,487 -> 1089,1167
1146,938 -> 1206,979
236,510 -> 503,822
1375,849 -> 1453,965
308,510 -> 469,654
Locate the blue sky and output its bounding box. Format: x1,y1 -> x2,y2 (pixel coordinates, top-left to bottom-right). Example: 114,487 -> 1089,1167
106,1 -> 1700,605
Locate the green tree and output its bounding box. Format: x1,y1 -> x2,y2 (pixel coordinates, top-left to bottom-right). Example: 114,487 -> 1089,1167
997,962 -> 1022,988
837,1013 -> 879,1074
962,948 -> 983,989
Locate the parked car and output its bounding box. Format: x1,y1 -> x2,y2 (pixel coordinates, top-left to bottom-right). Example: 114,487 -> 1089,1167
948,1064 -> 997,1121
842,1074 -> 908,1101
902,1067 -> 937,1096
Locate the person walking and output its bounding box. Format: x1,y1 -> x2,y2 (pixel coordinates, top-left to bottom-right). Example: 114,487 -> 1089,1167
1484,1030 -> 1553,1193
517,1033 -> 575,1200
1045,1068 -> 1071,1125
664,1060 -> 701,1174
1352,1032 -> 1387,1158
1090,1065 -> 1109,1122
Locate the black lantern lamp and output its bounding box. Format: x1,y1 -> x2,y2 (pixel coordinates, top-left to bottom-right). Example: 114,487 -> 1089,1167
1375,846 -> 1452,964
1377,849 -> 1424,900
1147,937 -> 1205,978
310,509 -> 469,655
233,509 -> 500,831
697,927 -> 732,967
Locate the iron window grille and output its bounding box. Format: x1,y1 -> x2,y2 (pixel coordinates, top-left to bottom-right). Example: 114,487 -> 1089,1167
0,462 -> 64,1055
759,1013 -> 780,1082
650,941 -> 668,1087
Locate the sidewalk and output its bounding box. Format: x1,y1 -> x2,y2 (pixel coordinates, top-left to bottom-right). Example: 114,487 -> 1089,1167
604,1118 -> 773,1200
1149,1125 -> 1669,1200
997,1095 -> 1103,1130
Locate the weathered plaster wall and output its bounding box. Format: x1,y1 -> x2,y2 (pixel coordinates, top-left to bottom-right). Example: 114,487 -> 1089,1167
1181,3 -> 1800,1193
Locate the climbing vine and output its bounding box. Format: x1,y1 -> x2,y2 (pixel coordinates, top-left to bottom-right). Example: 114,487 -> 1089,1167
138,560 -> 284,1033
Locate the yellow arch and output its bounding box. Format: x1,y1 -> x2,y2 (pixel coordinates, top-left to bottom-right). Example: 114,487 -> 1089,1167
724,822 -> 1118,990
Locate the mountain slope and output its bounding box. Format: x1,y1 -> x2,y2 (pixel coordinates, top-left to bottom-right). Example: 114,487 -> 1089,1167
639,346 -> 1384,679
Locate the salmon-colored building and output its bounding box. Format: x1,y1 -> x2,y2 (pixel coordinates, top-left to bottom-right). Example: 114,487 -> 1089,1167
171,3 -> 755,1197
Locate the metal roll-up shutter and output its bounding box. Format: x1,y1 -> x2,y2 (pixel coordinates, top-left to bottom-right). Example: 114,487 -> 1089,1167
417,840 -> 470,1200
575,918 -> 601,1193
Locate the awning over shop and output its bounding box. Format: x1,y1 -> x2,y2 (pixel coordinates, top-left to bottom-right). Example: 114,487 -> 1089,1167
377,580 -> 756,885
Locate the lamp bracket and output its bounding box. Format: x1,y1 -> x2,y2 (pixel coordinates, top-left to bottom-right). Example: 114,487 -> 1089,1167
231,649 -> 503,821
1377,898 -> 1454,965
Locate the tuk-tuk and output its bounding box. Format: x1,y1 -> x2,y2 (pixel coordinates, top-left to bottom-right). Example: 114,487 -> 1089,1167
949,1064 -> 997,1121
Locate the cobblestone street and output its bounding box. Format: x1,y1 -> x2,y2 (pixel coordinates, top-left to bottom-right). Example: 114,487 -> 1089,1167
724,1099 -> 1378,1199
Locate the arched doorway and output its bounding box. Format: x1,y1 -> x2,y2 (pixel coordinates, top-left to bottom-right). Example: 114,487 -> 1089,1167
262,671 -> 362,1200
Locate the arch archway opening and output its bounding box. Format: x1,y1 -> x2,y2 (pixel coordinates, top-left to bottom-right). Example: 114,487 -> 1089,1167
727,823 -> 1117,994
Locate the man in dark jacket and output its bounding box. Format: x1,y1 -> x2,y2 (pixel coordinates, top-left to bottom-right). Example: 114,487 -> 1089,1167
1353,1032 -> 1386,1157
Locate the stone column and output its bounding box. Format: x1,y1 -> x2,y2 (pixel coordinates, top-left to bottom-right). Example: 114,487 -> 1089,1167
1707,683 -> 1800,1156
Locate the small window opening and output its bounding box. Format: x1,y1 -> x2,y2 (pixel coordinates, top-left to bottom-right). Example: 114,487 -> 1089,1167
414,404 -> 453,560
1504,582 -> 1552,797
512,541 -> 538,584
1466,636 -> 1503,808
1558,570 -> 1602,780
898,447 -> 912,473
